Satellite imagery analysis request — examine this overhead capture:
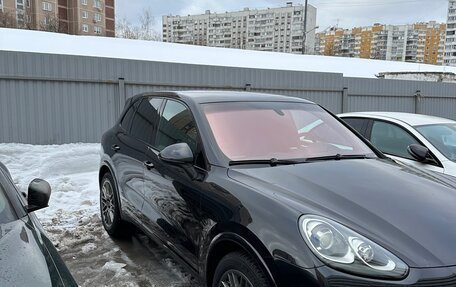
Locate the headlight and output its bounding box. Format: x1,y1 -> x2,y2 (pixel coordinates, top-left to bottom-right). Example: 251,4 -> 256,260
299,215 -> 408,279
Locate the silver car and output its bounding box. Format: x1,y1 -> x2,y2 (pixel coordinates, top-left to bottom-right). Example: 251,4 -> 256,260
339,112 -> 456,177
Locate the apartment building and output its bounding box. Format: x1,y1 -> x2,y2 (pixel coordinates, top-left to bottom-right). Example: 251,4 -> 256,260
162,2 -> 317,54
315,22 -> 446,65
408,22 -> 445,65
0,0 -> 115,37
445,0 -> 456,66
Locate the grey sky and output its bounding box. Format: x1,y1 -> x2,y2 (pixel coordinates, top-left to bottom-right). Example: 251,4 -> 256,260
116,0 -> 449,33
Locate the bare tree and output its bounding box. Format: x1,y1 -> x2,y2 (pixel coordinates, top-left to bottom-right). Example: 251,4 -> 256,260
1,9 -> 39,30
116,8 -> 161,41
116,18 -> 140,39
138,9 -> 161,41
39,12 -> 61,33
0,11 -> 18,28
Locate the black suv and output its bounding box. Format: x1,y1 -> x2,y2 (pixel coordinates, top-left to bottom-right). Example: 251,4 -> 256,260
100,91 -> 456,287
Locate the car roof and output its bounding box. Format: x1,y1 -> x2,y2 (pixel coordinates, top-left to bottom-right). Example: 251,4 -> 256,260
339,112 -> 456,127
135,91 -> 315,105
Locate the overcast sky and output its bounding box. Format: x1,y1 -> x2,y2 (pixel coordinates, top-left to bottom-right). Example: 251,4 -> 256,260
116,0 -> 449,33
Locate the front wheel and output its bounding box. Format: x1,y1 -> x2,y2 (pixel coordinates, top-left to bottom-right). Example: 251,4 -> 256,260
212,251 -> 272,287
100,173 -> 131,238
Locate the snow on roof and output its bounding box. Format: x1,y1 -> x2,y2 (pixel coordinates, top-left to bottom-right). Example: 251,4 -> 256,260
1,28 -> 456,79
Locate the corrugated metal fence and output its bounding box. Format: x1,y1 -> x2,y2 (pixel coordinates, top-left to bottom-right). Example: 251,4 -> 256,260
1,51 -> 455,144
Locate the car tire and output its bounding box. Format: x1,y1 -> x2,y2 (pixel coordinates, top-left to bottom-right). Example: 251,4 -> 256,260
212,251 -> 272,287
100,172 -> 131,238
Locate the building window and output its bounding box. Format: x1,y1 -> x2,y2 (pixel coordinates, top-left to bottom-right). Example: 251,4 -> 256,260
42,1 -> 52,11
94,26 -> 102,34
16,0 -> 24,10
82,24 -> 89,32
0,0 -> 3,12
43,16 -> 50,25
81,0 -> 87,5
93,0 -> 102,9
26,0 -> 30,7
94,13 -> 102,22
82,10 -> 88,19
16,10 -> 24,22
25,14 -> 31,23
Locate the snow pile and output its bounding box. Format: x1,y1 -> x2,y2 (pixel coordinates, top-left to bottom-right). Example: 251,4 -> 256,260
0,143 -> 196,287
1,28 -> 455,78
0,143 -> 100,227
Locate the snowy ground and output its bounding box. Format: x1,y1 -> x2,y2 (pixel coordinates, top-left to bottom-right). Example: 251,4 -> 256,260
0,143 -> 197,287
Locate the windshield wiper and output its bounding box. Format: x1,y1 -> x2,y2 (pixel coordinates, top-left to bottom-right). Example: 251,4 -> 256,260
229,158 -> 304,167
304,154 -> 373,162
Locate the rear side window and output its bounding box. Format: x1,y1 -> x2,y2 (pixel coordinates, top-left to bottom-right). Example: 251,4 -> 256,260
370,121 -> 419,159
120,101 -> 137,132
130,98 -> 163,145
342,117 -> 370,138
156,100 -> 198,152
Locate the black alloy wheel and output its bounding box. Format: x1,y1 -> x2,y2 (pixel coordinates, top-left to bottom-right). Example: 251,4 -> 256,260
100,173 -> 131,238
213,252 -> 272,287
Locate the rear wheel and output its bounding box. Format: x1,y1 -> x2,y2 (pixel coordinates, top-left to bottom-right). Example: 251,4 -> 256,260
100,172 -> 131,238
212,251 -> 272,287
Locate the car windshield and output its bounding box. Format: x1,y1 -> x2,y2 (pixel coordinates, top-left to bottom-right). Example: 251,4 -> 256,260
416,123 -> 456,162
0,185 -> 17,225
202,101 -> 375,161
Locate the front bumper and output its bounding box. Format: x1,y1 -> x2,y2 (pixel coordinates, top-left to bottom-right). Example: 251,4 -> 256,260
275,260 -> 456,287
317,265 -> 456,286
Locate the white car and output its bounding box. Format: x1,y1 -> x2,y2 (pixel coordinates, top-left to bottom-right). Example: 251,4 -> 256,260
339,112 -> 456,177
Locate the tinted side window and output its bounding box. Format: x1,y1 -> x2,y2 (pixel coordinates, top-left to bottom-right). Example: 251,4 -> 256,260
342,117 -> 370,137
130,98 -> 163,145
120,101 -> 138,132
0,186 -> 17,224
156,100 -> 198,152
370,121 -> 419,159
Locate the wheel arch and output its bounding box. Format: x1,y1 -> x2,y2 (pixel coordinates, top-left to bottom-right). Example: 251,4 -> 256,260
98,162 -> 123,215
99,163 -> 112,185
204,223 -> 279,287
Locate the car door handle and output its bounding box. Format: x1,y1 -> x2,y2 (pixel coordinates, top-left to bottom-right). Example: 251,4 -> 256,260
111,144 -> 120,152
143,161 -> 155,170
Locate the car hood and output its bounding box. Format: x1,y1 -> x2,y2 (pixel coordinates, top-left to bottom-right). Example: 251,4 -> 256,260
443,160 -> 456,178
0,219 -> 64,286
228,158 -> 456,268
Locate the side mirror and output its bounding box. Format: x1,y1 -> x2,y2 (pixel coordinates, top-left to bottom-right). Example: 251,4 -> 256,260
159,143 -> 194,165
407,144 -> 430,162
27,179 -> 51,213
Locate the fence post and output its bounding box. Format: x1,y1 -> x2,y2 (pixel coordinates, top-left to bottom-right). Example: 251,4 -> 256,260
118,77 -> 126,116
341,87 -> 349,113
414,90 -> 422,114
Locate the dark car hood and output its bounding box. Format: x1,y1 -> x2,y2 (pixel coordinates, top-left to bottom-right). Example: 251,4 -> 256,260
228,158 -> 456,268
0,219 -> 62,286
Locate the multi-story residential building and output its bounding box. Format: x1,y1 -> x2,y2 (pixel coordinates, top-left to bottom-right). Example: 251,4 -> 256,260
163,2 -> 317,54
315,27 -> 345,57
408,22 -> 446,65
315,22 -> 446,65
445,0 -> 456,66
0,0 -> 115,37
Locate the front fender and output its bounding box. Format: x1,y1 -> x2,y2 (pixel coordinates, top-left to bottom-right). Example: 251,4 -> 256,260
202,225 -> 279,287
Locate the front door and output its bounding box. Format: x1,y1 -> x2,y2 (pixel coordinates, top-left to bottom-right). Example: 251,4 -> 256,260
369,120 -> 444,173
142,99 -> 205,269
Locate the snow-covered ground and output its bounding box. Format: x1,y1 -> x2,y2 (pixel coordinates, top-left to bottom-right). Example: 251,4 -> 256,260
0,143 -> 197,287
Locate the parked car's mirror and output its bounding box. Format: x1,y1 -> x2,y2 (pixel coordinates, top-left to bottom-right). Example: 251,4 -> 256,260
159,143 -> 194,164
407,144 -> 429,162
27,179 -> 51,212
